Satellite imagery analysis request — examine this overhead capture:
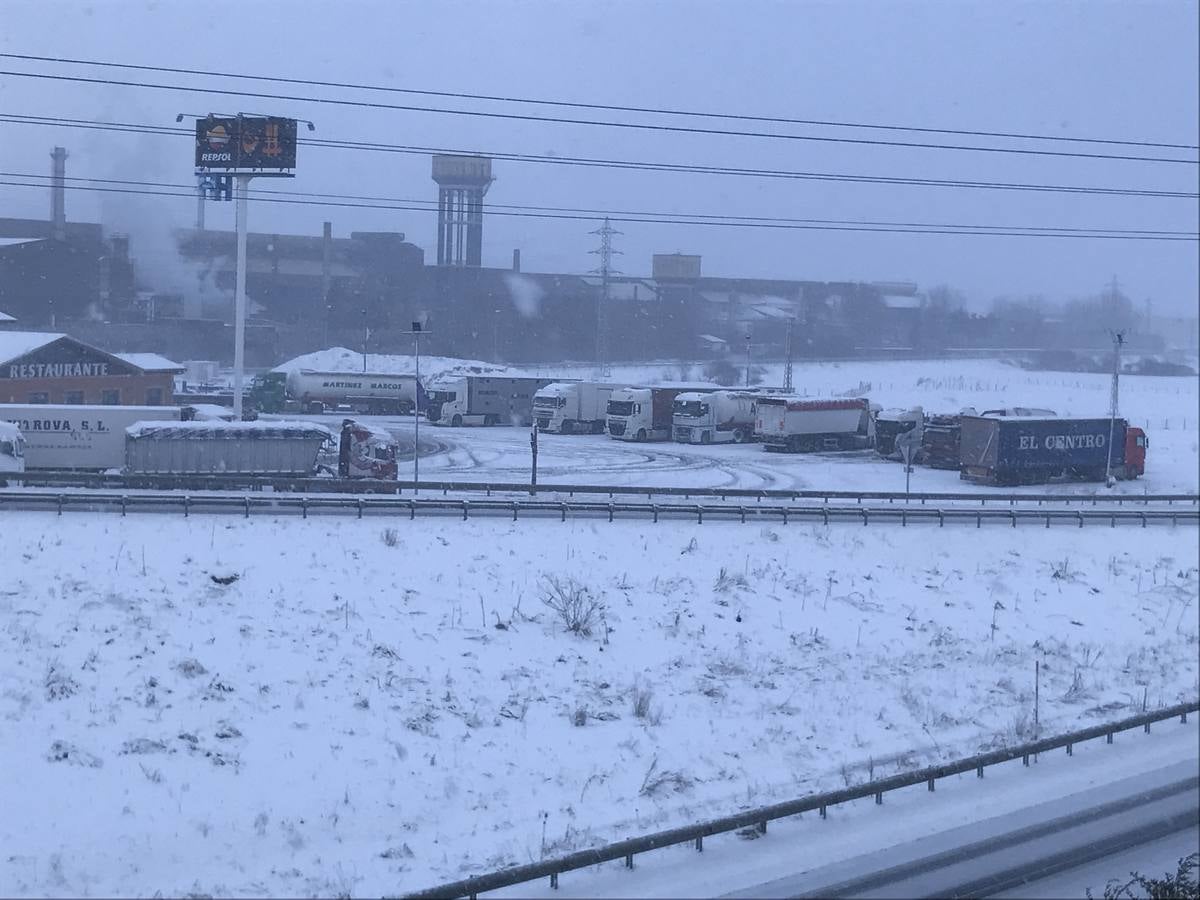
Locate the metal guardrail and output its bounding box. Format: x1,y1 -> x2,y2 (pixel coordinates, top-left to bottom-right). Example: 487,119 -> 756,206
0,491 -> 1196,528
401,700 -> 1199,900
8,471 -> 1198,508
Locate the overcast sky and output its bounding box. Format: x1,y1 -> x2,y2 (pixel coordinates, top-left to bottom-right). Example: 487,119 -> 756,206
1,0 -> 1197,315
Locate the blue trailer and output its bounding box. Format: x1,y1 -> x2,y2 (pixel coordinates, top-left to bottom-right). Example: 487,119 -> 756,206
959,416 -> 1146,485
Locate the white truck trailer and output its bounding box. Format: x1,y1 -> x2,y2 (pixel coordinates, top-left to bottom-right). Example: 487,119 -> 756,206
755,397 -> 875,452
426,375 -> 557,427
606,385 -> 717,442
533,382 -> 618,434
0,403 -> 184,470
672,390 -> 758,444
284,369 -> 422,415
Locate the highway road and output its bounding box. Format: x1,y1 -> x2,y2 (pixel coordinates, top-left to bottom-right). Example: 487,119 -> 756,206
721,761 -> 1198,899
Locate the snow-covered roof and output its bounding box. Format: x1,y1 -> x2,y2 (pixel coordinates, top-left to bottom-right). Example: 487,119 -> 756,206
697,334 -> 728,344
882,294 -> 923,310
0,311 -> 16,323
180,403 -> 236,421
114,352 -> 185,373
0,331 -> 65,365
127,420 -> 333,439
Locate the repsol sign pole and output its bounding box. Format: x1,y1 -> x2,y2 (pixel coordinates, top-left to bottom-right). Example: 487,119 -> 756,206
192,114 -> 305,419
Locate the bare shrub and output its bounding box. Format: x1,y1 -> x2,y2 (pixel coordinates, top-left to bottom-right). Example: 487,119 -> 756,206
713,567 -> 749,594
632,683 -> 654,720
571,705 -> 589,727
380,528 -> 400,548
540,576 -> 602,636
638,755 -> 693,796
44,662 -> 79,702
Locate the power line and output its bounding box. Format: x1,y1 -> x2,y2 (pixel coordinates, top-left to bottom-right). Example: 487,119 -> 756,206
3,113 -> 1196,200
4,51 -> 1196,152
10,171 -> 1192,236
2,68 -> 1196,165
3,177 -> 1195,241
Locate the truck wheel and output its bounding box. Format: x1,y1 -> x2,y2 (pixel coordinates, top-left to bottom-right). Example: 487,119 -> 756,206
732,428 -> 747,443
563,419 -> 576,435
701,431 -> 711,444
636,428 -> 647,442
452,414 -> 463,427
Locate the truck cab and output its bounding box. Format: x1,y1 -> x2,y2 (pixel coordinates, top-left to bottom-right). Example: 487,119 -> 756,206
606,388 -> 661,441
672,391 -> 755,444
425,378 -> 469,426
0,421 -> 25,479
338,419 -> 398,480
1125,426 -> 1148,477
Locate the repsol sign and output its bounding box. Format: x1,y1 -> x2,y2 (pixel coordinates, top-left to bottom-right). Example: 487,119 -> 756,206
1019,433 -> 1106,451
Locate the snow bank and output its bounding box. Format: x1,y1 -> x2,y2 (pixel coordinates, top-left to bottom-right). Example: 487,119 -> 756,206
1,513 -> 1195,896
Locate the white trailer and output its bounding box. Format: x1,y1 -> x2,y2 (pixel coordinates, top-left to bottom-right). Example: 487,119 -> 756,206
285,369 -> 422,415
0,421 -> 25,476
533,382 -> 618,434
755,397 -> 875,452
0,403 -> 184,470
426,375 -> 558,427
672,390 -> 758,444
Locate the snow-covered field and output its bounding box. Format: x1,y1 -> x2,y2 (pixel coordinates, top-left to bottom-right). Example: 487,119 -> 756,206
353,357 -> 1199,495
2,513 -> 1197,896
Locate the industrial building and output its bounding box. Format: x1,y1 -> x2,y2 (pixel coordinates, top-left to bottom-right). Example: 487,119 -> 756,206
0,332 -> 182,405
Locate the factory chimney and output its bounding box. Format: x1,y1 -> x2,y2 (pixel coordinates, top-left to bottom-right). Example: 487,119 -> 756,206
50,147 -> 68,241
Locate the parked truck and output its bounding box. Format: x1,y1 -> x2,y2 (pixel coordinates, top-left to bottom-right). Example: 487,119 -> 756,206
533,382 -> 617,434
425,375 -> 557,427
958,416 -> 1146,485
755,397 -> 876,452
607,385 -> 716,442
672,390 -> 758,444
874,407 -> 924,460
0,421 -> 25,479
336,419 -> 399,480
285,369 -> 422,415
1,403 -> 185,470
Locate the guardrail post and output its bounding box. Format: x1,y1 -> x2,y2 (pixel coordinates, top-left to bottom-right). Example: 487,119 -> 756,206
244,497 -> 250,519
901,509 -> 906,527
1066,743 -> 1072,756
409,500 -> 416,520
976,764 -> 984,778
821,508 -> 828,526
183,495 -> 189,517
608,503 -> 615,523
57,494 -> 64,516
121,496 -> 127,517
1023,753 -> 1030,766
625,853 -> 634,869
696,506 -> 703,525
1141,512 -> 1147,528
1144,722 -> 1151,734
862,509 -> 869,526
550,872 -> 558,889
652,504 -> 659,524
463,501 -> 469,521
757,820 -> 767,834
874,791 -> 883,805
1045,513 -> 1050,528
357,498 -> 363,519
1182,710 -> 1189,723
781,508 -> 789,526
512,503 -> 519,522
1106,732 -> 1113,744
1077,511 -> 1083,528
819,804 -> 827,818
1010,510 -> 1017,528
739,506 -> 746,524
927,777 -> 935,792
695,835 -> 703,852
301,498 -> 308,519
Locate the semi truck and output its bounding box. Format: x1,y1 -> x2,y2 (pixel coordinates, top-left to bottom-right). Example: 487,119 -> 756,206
336,419 -> 399,480
958,416 -> 1146,485
533,382 -> 617,434
672,390 -> 758,444
1,403 -> 185,470
425,375 -> 557,427
606,385 -> 716,442
284,369 -> 422,415
874,407 -> 924,460
755,397 -> 876,452
0,421 -> 25,479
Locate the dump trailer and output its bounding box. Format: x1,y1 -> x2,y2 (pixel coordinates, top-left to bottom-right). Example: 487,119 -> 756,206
426,375 -> 557,427
607,385 -> 716,442
672,390 -> 758,444
755,397 -> 875,452
533,382 -> 617,434
958,416 -> 1146,485
1,403 -> 184,470
921,412 -> 968,470
125,421 -> 333,476
285,369 -> 422,415
874,407 -> 924,460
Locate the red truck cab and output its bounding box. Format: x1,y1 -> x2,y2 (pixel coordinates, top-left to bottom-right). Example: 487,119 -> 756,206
1125,426 -> 1147,477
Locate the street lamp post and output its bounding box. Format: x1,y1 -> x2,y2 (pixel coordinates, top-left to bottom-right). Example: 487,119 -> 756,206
744,333 -> 752,387
396,322 -> 429,492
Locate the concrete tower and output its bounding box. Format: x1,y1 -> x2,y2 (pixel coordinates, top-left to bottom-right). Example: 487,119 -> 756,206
432,155 -> 493,267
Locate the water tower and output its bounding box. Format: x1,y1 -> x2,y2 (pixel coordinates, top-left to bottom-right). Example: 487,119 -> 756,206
431,154 -> 493,267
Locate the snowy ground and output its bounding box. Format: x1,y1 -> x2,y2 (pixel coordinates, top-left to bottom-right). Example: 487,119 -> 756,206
338,357 -> 1199,495
2,513 -> 1197,896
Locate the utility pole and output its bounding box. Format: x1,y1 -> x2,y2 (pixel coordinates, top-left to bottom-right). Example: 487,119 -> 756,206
589,218 -> 621,378
232,174 -> 250,420
397,322 -> 428,491
783,319 -> 794,392
1105,329 -> 1125,487
744,332 -> 752,387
